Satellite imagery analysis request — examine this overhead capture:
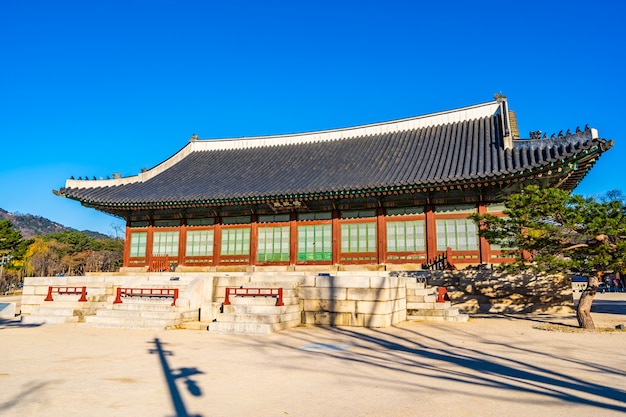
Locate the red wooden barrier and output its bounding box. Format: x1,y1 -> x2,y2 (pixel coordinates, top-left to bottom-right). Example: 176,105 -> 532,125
113,287 -> 179,306
436,287 -> 450,303
223,287 -> 284,306
44,286 -> 88,302
149,255 -> 170,272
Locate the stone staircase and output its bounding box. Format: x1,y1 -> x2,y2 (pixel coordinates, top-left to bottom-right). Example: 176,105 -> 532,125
82,275 -> 201,330
208,281 -> 301,335
21,290 -> 108,325
406,280 -> 468,322
83,297 -> 196,330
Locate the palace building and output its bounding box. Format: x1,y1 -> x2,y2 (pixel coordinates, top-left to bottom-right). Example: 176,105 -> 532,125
55,97 -> 613,272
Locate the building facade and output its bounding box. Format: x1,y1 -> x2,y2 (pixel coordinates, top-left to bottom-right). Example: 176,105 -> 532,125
56,97 -> 613,271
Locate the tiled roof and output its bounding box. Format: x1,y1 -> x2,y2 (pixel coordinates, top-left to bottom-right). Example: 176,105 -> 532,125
57,100 -> 613,209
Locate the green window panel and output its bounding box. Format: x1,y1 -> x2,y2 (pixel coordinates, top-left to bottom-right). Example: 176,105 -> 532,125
386,220 -> 425,252
297,224 -> 332,261
152,231 -> 180,256
340,222 -> 376,253
129,232 -> 147,258
257,226 -> 290,262
221,228 -> 251,256
185,229 -> 214,257
436,219 -> 478,251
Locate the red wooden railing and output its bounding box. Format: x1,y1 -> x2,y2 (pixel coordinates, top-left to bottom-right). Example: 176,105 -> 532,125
422,247 -> 456,271
149,255 -> 170,272
44,286 -> 88,302
223,287 -> 284,306
436,287 -> 450,303
113,287 -> 179,306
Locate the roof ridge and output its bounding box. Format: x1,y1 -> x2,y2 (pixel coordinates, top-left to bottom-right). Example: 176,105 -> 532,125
190,100 -> 502,152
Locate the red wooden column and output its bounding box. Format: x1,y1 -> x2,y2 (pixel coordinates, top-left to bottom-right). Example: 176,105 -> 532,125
332,209 -> 340,265
376,208 -> 386,265
477,202 -> 490,263
250,214 -> 258,266
289,213 -> 298,266
177,222 -> 186,266
146,221 -> 155,269
122,223 -> 131,267
425,204 -> 437,261
213,217 -> 222,266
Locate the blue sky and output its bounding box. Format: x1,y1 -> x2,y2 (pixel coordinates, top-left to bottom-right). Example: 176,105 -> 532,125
1,0 -> 624,236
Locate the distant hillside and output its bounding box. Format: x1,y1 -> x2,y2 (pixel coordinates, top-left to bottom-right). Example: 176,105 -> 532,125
0,208 -> 111,239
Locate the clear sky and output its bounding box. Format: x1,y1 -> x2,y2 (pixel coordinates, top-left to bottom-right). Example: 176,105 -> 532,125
1,0 -> 624,236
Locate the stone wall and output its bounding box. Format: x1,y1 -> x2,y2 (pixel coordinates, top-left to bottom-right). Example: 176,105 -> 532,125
299,274 -> 407,327
21,275 -> 124,316
425,269 -> 574,314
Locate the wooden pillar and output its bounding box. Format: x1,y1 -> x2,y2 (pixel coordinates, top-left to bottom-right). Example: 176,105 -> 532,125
376,208 -> 386,265
250,214 -> 258,266
289,213 -> 298,265
213,217 -> 222,266
477,202 -> 489,263
177,222 -> 186,266
146,221 -> 154,269
425,204 -> 437,261
122,223 -> 131,267
332,210 -> 340,265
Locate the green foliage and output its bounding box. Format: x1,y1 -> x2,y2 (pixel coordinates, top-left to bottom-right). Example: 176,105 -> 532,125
470,185 -> 626,276
0,215 -> 124,278
0,219 -> 23,252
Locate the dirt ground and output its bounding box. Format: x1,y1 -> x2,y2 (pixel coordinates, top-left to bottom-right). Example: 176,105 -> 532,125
1,293 -> 625,417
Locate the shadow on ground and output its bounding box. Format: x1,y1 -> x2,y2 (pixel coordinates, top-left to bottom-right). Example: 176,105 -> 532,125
247,322 -> 626,414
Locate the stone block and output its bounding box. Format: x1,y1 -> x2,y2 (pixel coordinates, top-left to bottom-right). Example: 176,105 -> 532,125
361,314 -> 392,328
424,295 -> 437,303
355,300 -> 392,315
20,295 -> 46,305
406,302 -> 434,310
299,275 -> 317,287
315,275 -> 371,289
347,288 -> 392,301
392,298 -> 407,312
391,309 -> 406,324
303,311 -> 356,326
215,276 -> 250,287
299,287 -> 347,301
370,276 -> 400,289
303,299 -> 356,313
21,286 -> 35,295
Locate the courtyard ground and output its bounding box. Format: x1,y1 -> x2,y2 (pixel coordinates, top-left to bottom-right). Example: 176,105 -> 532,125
0,293 -> 625,417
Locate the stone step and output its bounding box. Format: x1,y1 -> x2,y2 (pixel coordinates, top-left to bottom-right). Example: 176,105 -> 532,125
106,300 -> 178,310
93,309 -> 181,320
406,301 -> 451,310
107,295 -> 174,305
21,315 -> 80,325
29,307 -> 86,317
227,296 -> 299,306
407,307 -> 460,317
242,280 -> 301,289
177,321 -> 211,331
144,275 -> 198,284
36,300 -> 108,309
407,314 -> 469,323
406,294 -> 438,303
207,319 -> 300,335
219,288 -> 298,299
215,311 -> 301,324
83,315 -> 178,329
223,303 -> 300,315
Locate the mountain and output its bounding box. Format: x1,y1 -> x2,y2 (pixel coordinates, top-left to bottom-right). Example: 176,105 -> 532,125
0,208 -> 112,239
